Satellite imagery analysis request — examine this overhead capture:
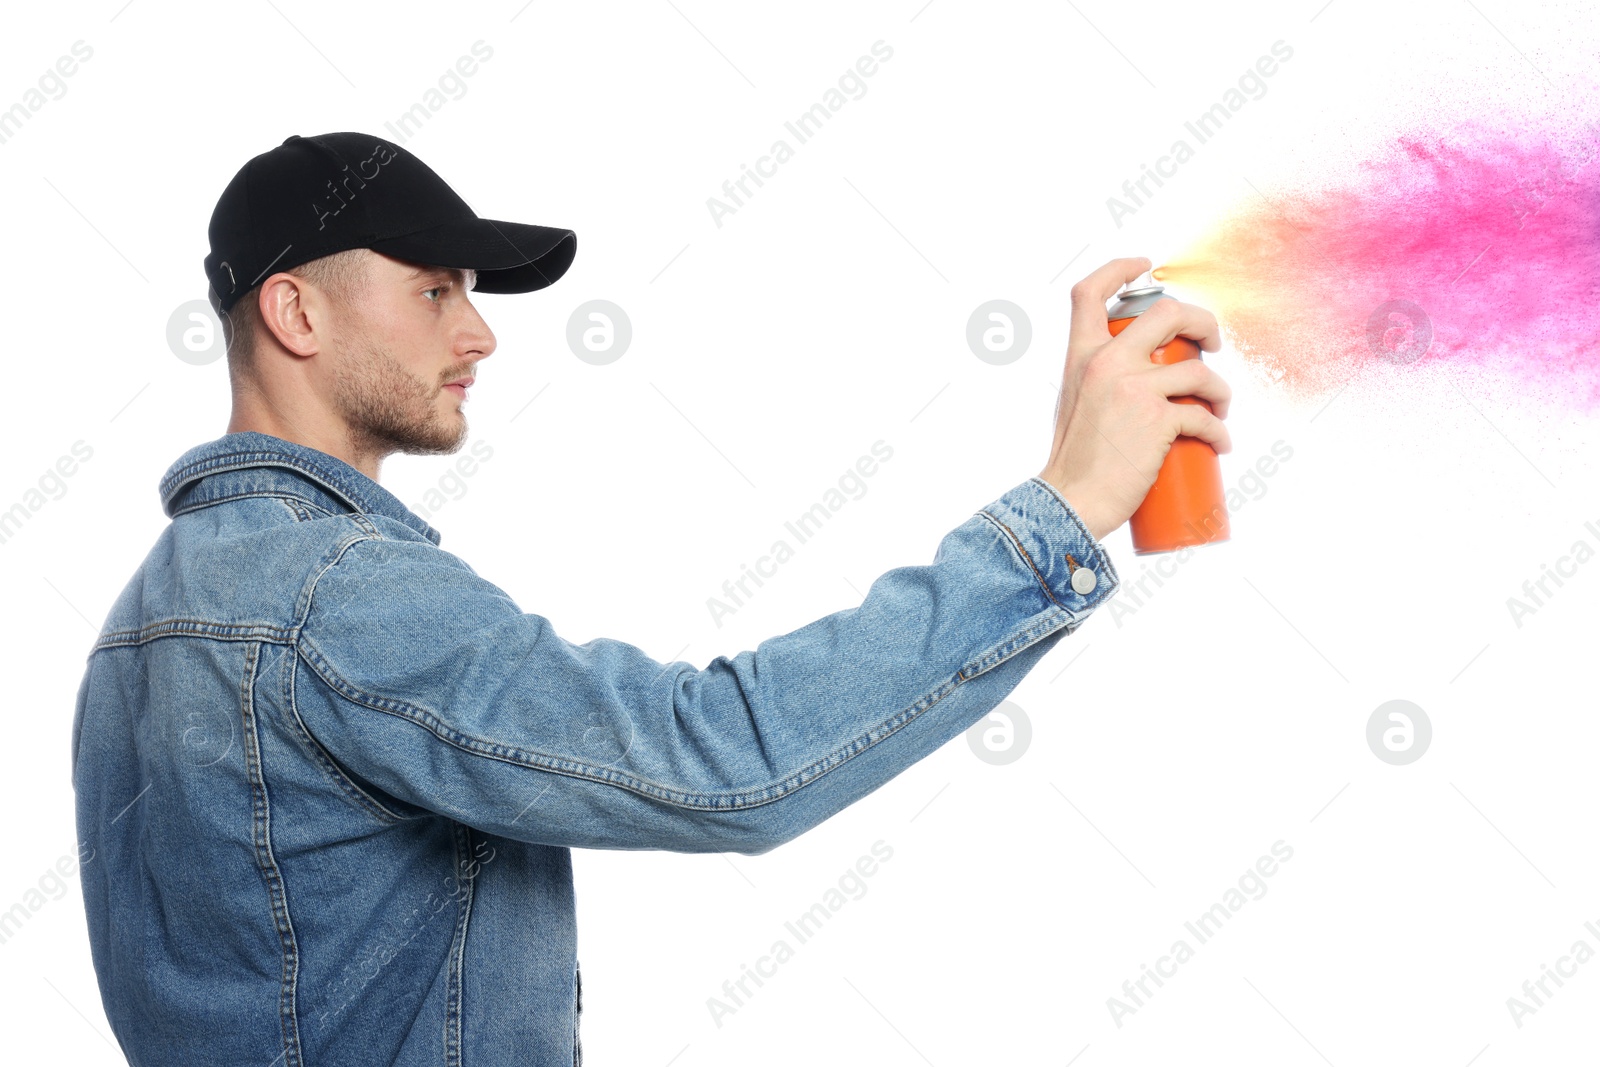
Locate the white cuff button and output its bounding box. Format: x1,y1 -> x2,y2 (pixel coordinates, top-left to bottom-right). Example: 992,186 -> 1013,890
1070,566 -> 1097,595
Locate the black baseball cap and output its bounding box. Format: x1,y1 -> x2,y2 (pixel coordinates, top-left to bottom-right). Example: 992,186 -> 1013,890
204,131 -> 576,314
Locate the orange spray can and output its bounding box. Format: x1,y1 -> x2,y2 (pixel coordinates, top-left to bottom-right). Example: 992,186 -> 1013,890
1105,272 -> 1229,554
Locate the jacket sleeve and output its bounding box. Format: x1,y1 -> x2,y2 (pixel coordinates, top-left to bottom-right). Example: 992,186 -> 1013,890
293,475 -> 1121,855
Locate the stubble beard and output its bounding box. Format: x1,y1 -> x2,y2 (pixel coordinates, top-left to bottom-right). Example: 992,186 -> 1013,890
334,333 -> 467,462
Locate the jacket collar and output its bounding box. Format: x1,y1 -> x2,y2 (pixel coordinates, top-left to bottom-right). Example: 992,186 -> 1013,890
159,431 -> 442,545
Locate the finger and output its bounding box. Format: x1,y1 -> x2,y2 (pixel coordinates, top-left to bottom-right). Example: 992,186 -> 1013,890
1149,359 -> 1233,421
1110,297 -> 1223,362
1067,256 -> 1152,351
1171,402 -> 1232,455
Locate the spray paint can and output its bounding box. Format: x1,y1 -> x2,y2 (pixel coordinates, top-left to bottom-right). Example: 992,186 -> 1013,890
1105,272 -> 1230,554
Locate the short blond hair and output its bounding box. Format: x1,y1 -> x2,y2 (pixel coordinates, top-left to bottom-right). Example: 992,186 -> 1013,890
208,248 -> 370,386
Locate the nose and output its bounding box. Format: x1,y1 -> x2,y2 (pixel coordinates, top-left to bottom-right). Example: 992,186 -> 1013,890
458,294 -> 497,364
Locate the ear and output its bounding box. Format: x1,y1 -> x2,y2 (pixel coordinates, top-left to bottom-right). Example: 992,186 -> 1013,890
255,273 -> 321,358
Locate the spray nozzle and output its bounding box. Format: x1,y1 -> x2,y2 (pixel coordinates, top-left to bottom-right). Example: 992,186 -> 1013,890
1121,269 -> 1162,296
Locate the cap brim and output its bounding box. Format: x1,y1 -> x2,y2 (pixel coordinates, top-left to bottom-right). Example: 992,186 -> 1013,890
366,217 -> 576,294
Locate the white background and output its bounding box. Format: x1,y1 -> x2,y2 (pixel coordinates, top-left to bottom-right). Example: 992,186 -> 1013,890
2,1 -> 1597,1064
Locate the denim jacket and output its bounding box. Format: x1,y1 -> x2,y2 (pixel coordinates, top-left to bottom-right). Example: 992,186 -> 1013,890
70,430 -> 1119,1066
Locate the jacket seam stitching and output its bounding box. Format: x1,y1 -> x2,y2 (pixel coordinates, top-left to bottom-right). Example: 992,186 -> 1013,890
170,490 -> 345,522
1023,476 -> 1122,587
444,825 -> 476,1067
162,448 -> 438,542
276,495 -> 338,522
288,522 -> 379,634
162,451 -> 367,515
240,640 -> 304,1065
92,622 -> 296,653
976,509 -> 1064,611
283,645 -> 408,824
294,606 -> 1072,813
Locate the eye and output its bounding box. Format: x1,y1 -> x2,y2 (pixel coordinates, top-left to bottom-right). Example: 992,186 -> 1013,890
424,283 -> 452,303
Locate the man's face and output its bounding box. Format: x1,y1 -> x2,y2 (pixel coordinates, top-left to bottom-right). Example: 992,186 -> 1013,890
327,250 -> 495,458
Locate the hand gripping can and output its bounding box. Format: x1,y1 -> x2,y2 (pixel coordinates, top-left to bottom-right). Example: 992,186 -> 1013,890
1105,273 -> 1230,554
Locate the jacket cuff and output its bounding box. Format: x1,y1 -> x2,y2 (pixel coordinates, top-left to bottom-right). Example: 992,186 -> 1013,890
979,476 -> 1121,622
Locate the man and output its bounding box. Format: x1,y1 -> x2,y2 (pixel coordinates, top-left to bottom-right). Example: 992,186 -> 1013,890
71,131 -> 1230,1066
